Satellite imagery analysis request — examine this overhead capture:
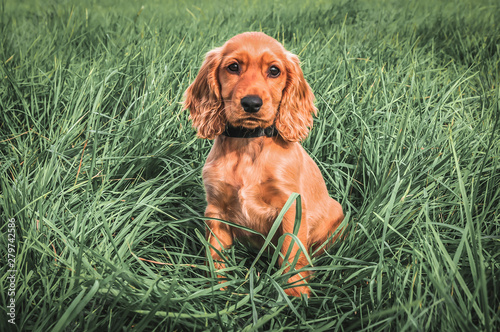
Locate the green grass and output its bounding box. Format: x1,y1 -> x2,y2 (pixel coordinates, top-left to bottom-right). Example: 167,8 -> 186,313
1,0 -> 499,330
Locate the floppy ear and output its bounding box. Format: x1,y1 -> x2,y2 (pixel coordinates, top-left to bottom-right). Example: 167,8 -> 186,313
275,52 -> 317,142
183,48 -> 225,139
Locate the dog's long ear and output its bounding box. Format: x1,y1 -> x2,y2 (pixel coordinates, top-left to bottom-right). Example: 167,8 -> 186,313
183,48 -> 225,139
275,52 -> 316,142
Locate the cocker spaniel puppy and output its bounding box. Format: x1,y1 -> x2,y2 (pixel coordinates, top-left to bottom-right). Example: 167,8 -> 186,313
184,32 -> 343,297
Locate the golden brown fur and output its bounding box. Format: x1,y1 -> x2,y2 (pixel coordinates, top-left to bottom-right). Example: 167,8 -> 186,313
184,32 -> 343,297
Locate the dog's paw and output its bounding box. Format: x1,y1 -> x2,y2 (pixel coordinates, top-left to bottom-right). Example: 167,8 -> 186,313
284,273 -> 311,297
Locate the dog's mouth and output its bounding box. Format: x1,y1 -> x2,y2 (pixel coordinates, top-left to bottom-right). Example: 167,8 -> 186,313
240,117 -> 260,126
224,102 -> 275,129
233,117 -> 273,129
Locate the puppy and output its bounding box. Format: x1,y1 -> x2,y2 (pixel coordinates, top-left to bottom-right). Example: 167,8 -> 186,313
184,32 -> 343,297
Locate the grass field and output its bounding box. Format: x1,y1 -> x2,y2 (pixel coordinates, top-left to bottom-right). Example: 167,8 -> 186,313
1,0 -> 499,330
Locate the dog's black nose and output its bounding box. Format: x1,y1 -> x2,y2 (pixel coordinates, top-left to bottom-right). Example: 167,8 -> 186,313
241,95 -> 263,113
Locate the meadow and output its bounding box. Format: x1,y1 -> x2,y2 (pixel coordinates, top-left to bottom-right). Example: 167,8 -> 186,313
1,0 -> 499,330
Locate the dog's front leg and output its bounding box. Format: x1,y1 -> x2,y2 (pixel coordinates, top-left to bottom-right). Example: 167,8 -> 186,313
279,202 -> 312,297
205,204 -> 233,282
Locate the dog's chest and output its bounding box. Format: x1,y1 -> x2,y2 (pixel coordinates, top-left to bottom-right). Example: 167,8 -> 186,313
203,149 -> 265,198
202,139 -> 277,227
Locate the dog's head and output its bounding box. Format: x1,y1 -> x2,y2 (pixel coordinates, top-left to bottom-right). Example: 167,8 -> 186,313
183,32 -> 316,142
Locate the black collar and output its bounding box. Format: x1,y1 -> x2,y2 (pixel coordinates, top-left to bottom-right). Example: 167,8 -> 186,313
221,125 -> 279,138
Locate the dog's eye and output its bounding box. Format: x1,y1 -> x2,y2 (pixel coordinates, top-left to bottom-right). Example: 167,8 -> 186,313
227,63 -> 240,73
269,65 -> 281,78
